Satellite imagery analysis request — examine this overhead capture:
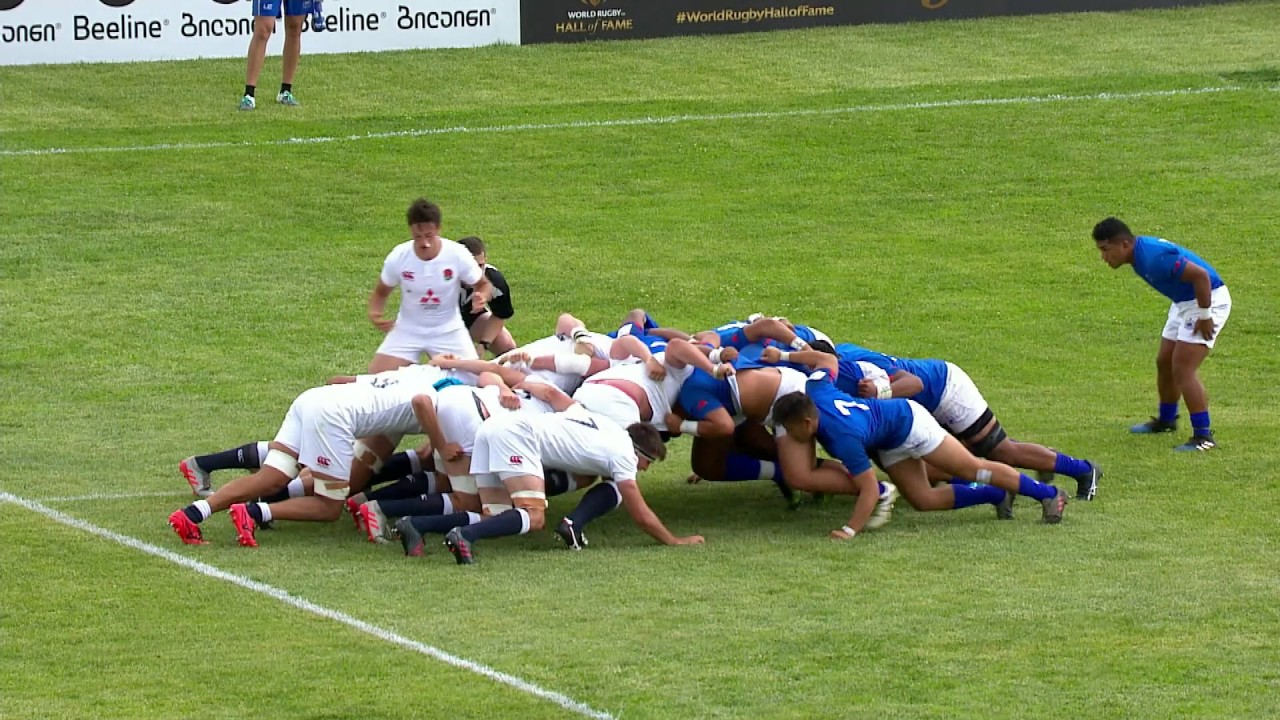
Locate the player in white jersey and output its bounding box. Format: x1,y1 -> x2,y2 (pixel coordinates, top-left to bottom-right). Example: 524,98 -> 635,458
355,370 -> 548,544
366,199 -> 493,373
441,384 -> 704,564
570,338 -> 717,431
167,364 -> 456,546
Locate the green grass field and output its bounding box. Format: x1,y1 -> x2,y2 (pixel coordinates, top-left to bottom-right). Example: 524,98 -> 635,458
3,2 -> 1280,718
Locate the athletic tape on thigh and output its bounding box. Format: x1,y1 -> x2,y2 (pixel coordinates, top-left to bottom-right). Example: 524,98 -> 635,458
352,441 -> 384,473
263,449 -> 300,477
314,476 -> 350,500
510,490 -> 548,507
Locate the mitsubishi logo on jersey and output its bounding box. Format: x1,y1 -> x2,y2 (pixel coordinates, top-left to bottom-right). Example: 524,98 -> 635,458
315,456 -> 332,468
420,289 -> 442,306
401,270 -> 416,281
443,268 -> 454,281
508,455 -> 523,465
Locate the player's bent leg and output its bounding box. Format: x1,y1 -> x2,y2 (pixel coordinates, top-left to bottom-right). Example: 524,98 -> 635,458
445,474 -> 543,565
1134,338 -> 1181,433
1172,340 -> 1215,451
982,432 -> 1100,502
883,459 -> 955,511
923,436 -> 1066,523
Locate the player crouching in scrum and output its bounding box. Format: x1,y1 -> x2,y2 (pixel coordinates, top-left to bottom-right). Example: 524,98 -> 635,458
439,382 -> 704,565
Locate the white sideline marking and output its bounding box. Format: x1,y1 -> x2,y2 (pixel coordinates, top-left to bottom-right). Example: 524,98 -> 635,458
35,490 -> 179,502
0,85 -> 1243,158
0,490 -> 617,720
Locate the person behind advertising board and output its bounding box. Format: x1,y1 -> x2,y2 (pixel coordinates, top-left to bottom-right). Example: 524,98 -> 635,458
240,0 -> 318,111
1092,217 -> 1231,451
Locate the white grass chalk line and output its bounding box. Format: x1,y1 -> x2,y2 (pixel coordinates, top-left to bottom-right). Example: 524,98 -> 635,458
0,490 -> 617,720
34,490 -> 180,502
0,85 -> 1245,159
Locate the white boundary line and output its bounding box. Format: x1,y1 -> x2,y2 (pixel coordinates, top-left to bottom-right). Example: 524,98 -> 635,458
0,490 -> 617,720
34,490 -> 181,502
0,85 -> 1246,159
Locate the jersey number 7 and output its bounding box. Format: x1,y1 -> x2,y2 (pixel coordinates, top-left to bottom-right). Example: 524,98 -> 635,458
833,399 -> 868,416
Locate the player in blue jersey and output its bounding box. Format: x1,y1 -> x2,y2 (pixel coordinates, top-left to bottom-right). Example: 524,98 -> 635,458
669,362 -> 808,505
1094,218 -> 1231,451
242,1 -> 315,111
692,315 -> 831,358
772,365 -> 1069,540
761,343 -> 1102,501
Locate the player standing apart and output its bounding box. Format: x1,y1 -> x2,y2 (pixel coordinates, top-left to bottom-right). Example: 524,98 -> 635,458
367,199 -> 492,373
241,0 -> 316,110
1093,218 -> 1231,451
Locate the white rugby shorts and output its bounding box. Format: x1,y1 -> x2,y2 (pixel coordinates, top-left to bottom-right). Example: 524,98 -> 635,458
879,400 -> 949,469
933,362 -> 991,435
1161,285 -> 1231,349
375,324 -> 478,363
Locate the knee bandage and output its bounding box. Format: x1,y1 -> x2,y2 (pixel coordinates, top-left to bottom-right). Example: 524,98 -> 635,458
352,441 -> 384,473
263,449 -> 300,477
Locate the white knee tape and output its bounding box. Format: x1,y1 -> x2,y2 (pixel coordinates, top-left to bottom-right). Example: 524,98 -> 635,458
352,441 -> 384,473
483,503 -> 513,515
263,449 -> 300,478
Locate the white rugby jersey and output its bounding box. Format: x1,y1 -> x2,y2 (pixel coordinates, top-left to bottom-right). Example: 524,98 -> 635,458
318,372 -> 442,438
585,352 -> 694,427
527,404 -> 638,483
379,239 -> 483,335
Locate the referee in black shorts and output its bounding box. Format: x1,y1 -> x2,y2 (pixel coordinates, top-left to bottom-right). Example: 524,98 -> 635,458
458,236 -> 516,357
